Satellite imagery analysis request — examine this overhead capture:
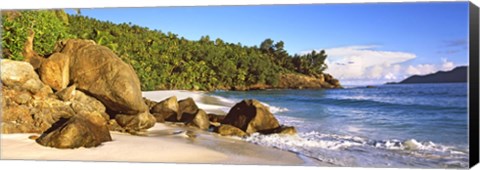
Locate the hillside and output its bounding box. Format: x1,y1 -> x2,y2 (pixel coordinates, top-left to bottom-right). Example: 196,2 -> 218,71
1,10 -> 341,91
391,66 -> 468,84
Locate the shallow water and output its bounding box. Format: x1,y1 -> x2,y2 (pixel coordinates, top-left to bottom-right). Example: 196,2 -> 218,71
209,83 -> 469,168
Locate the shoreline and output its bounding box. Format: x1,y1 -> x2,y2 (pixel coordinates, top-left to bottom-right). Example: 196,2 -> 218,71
1,123 -> 327,166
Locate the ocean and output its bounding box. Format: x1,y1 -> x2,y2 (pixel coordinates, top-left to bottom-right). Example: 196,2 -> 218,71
209,83 -> 469,168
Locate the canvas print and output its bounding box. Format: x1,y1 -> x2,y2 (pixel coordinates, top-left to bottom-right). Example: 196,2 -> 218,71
0,2 -> 474,169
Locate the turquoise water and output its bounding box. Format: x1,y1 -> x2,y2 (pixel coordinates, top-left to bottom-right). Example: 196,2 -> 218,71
210,83 -> 469,168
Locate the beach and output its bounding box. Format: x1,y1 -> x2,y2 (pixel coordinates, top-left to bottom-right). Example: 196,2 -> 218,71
1,90 -> 326,166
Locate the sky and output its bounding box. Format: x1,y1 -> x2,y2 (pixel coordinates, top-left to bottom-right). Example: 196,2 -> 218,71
69,2 -> 470,85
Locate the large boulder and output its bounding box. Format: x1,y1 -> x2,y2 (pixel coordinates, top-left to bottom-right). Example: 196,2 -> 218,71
39,53 -> 70,91
36,113 -> 112,149
221,99 -> 280,134
53,39 -> 148,115
150,96 -> 178,122
1,59 -> 52,95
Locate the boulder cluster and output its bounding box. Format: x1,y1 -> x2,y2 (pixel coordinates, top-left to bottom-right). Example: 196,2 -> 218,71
1,39 -> 296,149
1,39 -> 155,148
147,97 -> 296,138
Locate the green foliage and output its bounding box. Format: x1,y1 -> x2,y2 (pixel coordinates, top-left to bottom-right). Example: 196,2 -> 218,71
2,10 -> 329,91
1,10 -> 73,60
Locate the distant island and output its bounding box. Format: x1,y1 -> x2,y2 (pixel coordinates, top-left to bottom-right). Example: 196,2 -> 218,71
387,66 -> 468,84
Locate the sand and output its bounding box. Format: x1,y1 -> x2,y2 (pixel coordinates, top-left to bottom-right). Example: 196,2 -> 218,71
1,123 -> 307,165
1,90 -> 323,166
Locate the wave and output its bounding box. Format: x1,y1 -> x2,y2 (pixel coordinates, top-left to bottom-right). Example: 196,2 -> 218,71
244,131 -> 468,167
260,102 -> 290,113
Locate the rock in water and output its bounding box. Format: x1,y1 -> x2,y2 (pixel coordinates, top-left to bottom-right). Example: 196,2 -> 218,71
221,99 -> 280,134
36,114 -> 112,149
1,59 -> 52,95
39,53 -> 70,91
150,96 -> 178,122
214,124 -> 247,138
258,125 -> 297,135
54,39 -> 148,115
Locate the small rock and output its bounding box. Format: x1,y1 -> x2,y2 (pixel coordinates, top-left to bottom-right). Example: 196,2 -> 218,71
151,96 -> 178,122
214,124 -> 248,138
207,113 -> 225,123
28,135 -> 39,140
13,92 -> 32,104
55,84 -> 76,101
115,111 -> 156,132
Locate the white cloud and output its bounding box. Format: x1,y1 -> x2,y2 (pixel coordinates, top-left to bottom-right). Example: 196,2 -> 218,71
301,45 -> 458,85
441,58 -> 455,71
307,45 -> 416,81
405,64 -> 437,75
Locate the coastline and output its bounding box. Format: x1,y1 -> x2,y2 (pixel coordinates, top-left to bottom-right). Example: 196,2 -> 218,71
1,123 -> 325,166
1,90 -> 329,166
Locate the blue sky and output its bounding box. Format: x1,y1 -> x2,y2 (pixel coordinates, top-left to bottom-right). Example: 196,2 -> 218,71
69,2 -> 469,85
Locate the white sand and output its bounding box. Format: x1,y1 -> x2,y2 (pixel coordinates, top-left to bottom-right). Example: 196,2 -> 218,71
1,124 -> 227,163
1,123 -> 306,165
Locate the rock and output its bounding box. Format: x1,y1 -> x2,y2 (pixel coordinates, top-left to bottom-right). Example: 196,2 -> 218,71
207,113 -> 225,123
221,99 -> 280,134
214,124 -> 247,138
150,96 -> 178,122
39,53 -> 70,91
330,79 -> 341,87
54,39 -> 148,115
188,109 -> 210,130
143,97 -> 157,110
28,135 -> 39,140
321,82 -> 334,88
1,105 -> 36,133
1,86 -> 77,134
177,97 -> 199,121
55,84 -> 76,101
324,73 -> 333,82
161,97 -> 210,130
36,114 -> 112,149
115,111 -> 156,132
31,98 -> 77,132
1,59 -> 52,95
277,126 -> 297,135
13,92 -> 32,104
107,119 -> 126,133
72,90 -> 107,115
258,125 -> 297,135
